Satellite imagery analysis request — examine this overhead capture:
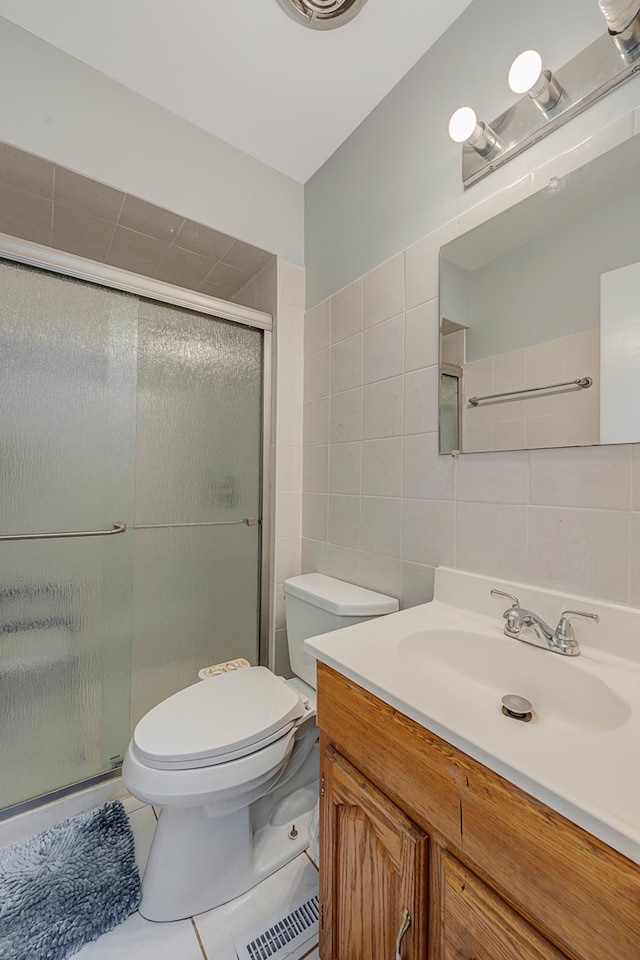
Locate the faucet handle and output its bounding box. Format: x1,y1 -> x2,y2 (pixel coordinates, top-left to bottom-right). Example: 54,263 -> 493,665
490,589 -> 520,607
556,609 -> 599,639
491,589 -> 522,635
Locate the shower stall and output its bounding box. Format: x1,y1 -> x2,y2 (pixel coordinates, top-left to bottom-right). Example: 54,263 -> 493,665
0,241 -> 271,813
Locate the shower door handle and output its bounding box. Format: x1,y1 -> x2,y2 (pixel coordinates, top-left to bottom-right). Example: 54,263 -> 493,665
0,522 -> 126,542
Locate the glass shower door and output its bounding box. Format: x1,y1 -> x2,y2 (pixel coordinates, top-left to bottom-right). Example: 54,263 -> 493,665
131,300 -> 263,724
0,261 -> 137,810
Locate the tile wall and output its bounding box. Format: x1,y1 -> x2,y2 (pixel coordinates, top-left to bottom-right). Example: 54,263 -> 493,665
235,258 -> 305,673
301,112 -> 640,611
462,329 -> 600,452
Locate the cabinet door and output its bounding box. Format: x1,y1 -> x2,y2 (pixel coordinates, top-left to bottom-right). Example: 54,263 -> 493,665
320,743 -> 428,960
441,853 -> 568,960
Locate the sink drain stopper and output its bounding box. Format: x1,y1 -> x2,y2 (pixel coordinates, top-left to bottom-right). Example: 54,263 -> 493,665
501,694 -> 533,722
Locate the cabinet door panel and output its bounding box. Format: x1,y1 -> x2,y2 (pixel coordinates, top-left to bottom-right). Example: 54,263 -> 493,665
320,741 -> 428,960
441,853 -> 567,960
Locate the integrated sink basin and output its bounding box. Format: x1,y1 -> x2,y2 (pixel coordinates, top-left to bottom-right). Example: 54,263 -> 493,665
399,627 -> 631,733
305,567 -> 640,866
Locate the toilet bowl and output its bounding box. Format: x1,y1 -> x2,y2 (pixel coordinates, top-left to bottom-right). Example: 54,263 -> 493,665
123,574 -> 398,921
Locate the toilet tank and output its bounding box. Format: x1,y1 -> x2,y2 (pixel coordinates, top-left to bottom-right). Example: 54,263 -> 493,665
283,574 -> 398,688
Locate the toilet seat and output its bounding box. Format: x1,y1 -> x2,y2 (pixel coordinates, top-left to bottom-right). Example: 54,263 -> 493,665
133,666 -> 306,771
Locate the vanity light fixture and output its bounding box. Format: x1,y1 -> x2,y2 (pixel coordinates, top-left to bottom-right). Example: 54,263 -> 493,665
448,107 -> 499,156
508,49 -> 564,112
453,2 -> 640,189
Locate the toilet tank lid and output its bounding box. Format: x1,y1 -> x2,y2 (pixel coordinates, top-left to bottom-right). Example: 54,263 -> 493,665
284,573 -> 399,616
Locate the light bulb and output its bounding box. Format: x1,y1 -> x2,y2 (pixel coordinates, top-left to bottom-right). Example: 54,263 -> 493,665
448,107 -> 478,144
508,50 -> 543,94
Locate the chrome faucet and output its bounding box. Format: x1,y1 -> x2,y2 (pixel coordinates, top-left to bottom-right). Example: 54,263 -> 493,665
490,590 -> 599,656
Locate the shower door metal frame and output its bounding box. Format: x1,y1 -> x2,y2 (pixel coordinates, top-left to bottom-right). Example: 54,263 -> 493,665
0,232 -> 273,668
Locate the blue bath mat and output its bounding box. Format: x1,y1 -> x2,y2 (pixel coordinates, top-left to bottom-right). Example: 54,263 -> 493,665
0,799 -> 141,960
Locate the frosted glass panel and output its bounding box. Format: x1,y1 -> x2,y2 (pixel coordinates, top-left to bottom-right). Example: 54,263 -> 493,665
131,524 -> 259,726
135,300 -> 263,524
0,260 -> 137,809
0,260 -> 264,810
132,301 -> 263,719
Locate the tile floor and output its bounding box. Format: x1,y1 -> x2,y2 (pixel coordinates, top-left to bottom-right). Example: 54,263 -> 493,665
75,799 -> 320,960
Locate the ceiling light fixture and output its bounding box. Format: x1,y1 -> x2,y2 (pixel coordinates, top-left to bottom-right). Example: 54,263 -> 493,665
450,3 -> 640,189
276,0 -> 368,30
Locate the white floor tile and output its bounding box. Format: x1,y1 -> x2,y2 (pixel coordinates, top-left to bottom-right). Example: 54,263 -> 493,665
75,911 -> 203,959
195,854 -> 318,960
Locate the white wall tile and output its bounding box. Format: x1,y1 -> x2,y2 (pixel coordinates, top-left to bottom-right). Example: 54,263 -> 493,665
304,347 -> 330,401
276,401 -> 303,446
329,441 -> 362,495
632,445 -> 640,511
629,512 -> 640,605
527,506 -> 629,603
277,351 -> 304,403
402,499 -> 455,566
361,497 -> 402,558
278,260 -> 305,312
364,314 -> 404,383
326,544 -> 361,582
405,300 -> 439,373
274,536 -> 301,584
303,397 -> 330,446
304,299 -> 330,356
276,491 -> 302,538
302,492 -> 328,540
277,307 -> 304,358
277,443 -> 302,492
455,502 -> 528,581
303,445 -> 329,493
401,561 -> 435,608
402,432 -> 456,500
363,377 -> 403,439
359,552 -> 403,599
330,388 -> 363,443
331,277 -> 363,343
362,437 -> 402,497
456,450 -> 529,504
404,366 -> 438,436
331,333 -> 363,393
364,253 -> 404,327
302,536 -> 328,574
328,494 -> 361,549
405,222 -> 457,310
529,444 -> 632,510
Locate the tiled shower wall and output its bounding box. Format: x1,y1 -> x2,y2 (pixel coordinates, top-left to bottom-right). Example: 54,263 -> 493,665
236,258 -> 305,673
301,116 -> 640,611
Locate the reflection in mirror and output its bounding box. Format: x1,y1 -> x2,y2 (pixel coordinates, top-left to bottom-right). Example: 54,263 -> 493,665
439,133 -> 640,454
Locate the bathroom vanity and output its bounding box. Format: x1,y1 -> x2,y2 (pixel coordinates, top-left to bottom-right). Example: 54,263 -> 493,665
307,568 -> 640,960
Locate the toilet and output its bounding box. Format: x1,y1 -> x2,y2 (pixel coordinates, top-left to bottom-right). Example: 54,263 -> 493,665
122,573 -> 398,921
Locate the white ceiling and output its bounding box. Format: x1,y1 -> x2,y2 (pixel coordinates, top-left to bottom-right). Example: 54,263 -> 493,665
0,0 -> 474,183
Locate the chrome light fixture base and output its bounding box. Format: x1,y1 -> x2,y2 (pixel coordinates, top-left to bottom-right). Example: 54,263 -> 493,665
462,19 -> 640,189
276,0 -> 368,30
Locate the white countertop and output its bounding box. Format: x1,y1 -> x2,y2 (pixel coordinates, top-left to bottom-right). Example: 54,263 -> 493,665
305,567 -> 640,865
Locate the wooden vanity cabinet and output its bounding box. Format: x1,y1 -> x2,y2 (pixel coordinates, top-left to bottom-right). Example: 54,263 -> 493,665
317,662 -> 640,960
320,745 -> 427,960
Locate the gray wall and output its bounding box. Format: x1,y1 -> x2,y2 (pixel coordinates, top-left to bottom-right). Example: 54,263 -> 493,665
304,0 -> 640,306
0,18 -> 304,265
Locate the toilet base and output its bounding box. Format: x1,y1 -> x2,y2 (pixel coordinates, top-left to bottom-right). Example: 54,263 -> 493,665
138,756 -> 318,921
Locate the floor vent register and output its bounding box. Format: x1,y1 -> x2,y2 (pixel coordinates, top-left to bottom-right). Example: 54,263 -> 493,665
235,892 -> 319,960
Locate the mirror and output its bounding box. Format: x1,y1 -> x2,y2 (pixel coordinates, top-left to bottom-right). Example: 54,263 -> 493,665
439,132 -> 640,454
